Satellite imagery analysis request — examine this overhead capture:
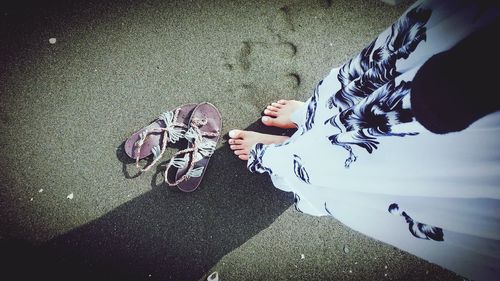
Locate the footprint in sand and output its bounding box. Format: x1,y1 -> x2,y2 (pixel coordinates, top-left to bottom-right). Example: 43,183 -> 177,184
222,4 -> 301,104
226,40 -> 301,91
267,5 -> 295,36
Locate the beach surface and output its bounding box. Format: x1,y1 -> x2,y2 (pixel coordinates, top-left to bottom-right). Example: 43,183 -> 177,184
0,0 -> 464,280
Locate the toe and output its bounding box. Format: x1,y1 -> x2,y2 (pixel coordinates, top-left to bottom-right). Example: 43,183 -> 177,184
262,116 -> 275,126
277,100 -> 287,104
230,139 -> 243,145
229,138 -> 243,145
266,105 -> 279,112
238,154 -> 249,161
271,102 -> 283,108
230,145 -> 244,150
264,109 -> 278,117
229,129 -> 244,139
234,149 -> 246,156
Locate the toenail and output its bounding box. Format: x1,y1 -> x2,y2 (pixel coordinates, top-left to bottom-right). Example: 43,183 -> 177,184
262,116 -> 269,122
229,130 -> 237,138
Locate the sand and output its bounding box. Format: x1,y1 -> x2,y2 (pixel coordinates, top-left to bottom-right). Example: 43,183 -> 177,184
0,0 -> 464,280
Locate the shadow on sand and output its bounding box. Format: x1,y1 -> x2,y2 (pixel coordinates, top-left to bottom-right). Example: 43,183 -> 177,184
2,121 -> 295,281
1,1 -> 299,279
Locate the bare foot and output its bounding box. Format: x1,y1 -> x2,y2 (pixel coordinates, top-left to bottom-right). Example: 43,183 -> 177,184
228,130 -> 289,160
261,99 -> 304,129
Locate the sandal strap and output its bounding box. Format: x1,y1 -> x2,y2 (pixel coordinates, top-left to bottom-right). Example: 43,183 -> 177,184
164,118 -> 218,186
135,128 -> 169,172
158,111 -> 187,142
134,108 -> 187,172
184,128 -> 217,156
190,117 -> 220,137
164,146 -> 200,186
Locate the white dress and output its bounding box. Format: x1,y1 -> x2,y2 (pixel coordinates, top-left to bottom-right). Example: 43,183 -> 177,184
247,1 -> 500,280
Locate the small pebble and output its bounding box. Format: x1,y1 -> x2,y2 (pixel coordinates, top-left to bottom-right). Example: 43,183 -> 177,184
49,38 -> 56,44
30,197 -> 33,201
67,193 -> 74,199
207,272 -> 219,281
343,245 -> 349,254
349,270 -> 352,274
384,265 -> 388,269
301,254 -> 305,259
38,189 -> 44,193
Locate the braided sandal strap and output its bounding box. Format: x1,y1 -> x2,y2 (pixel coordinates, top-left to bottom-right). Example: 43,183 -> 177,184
164,146 -> 199,186
164,118 -> 219,186
134,108 -> 188,172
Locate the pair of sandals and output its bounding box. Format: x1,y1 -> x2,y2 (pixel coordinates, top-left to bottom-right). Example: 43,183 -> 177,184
124,102 -> 222,192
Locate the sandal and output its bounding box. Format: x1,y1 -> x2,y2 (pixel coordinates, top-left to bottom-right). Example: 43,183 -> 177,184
164,102 -> 222,192
124,103 -> 197,172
